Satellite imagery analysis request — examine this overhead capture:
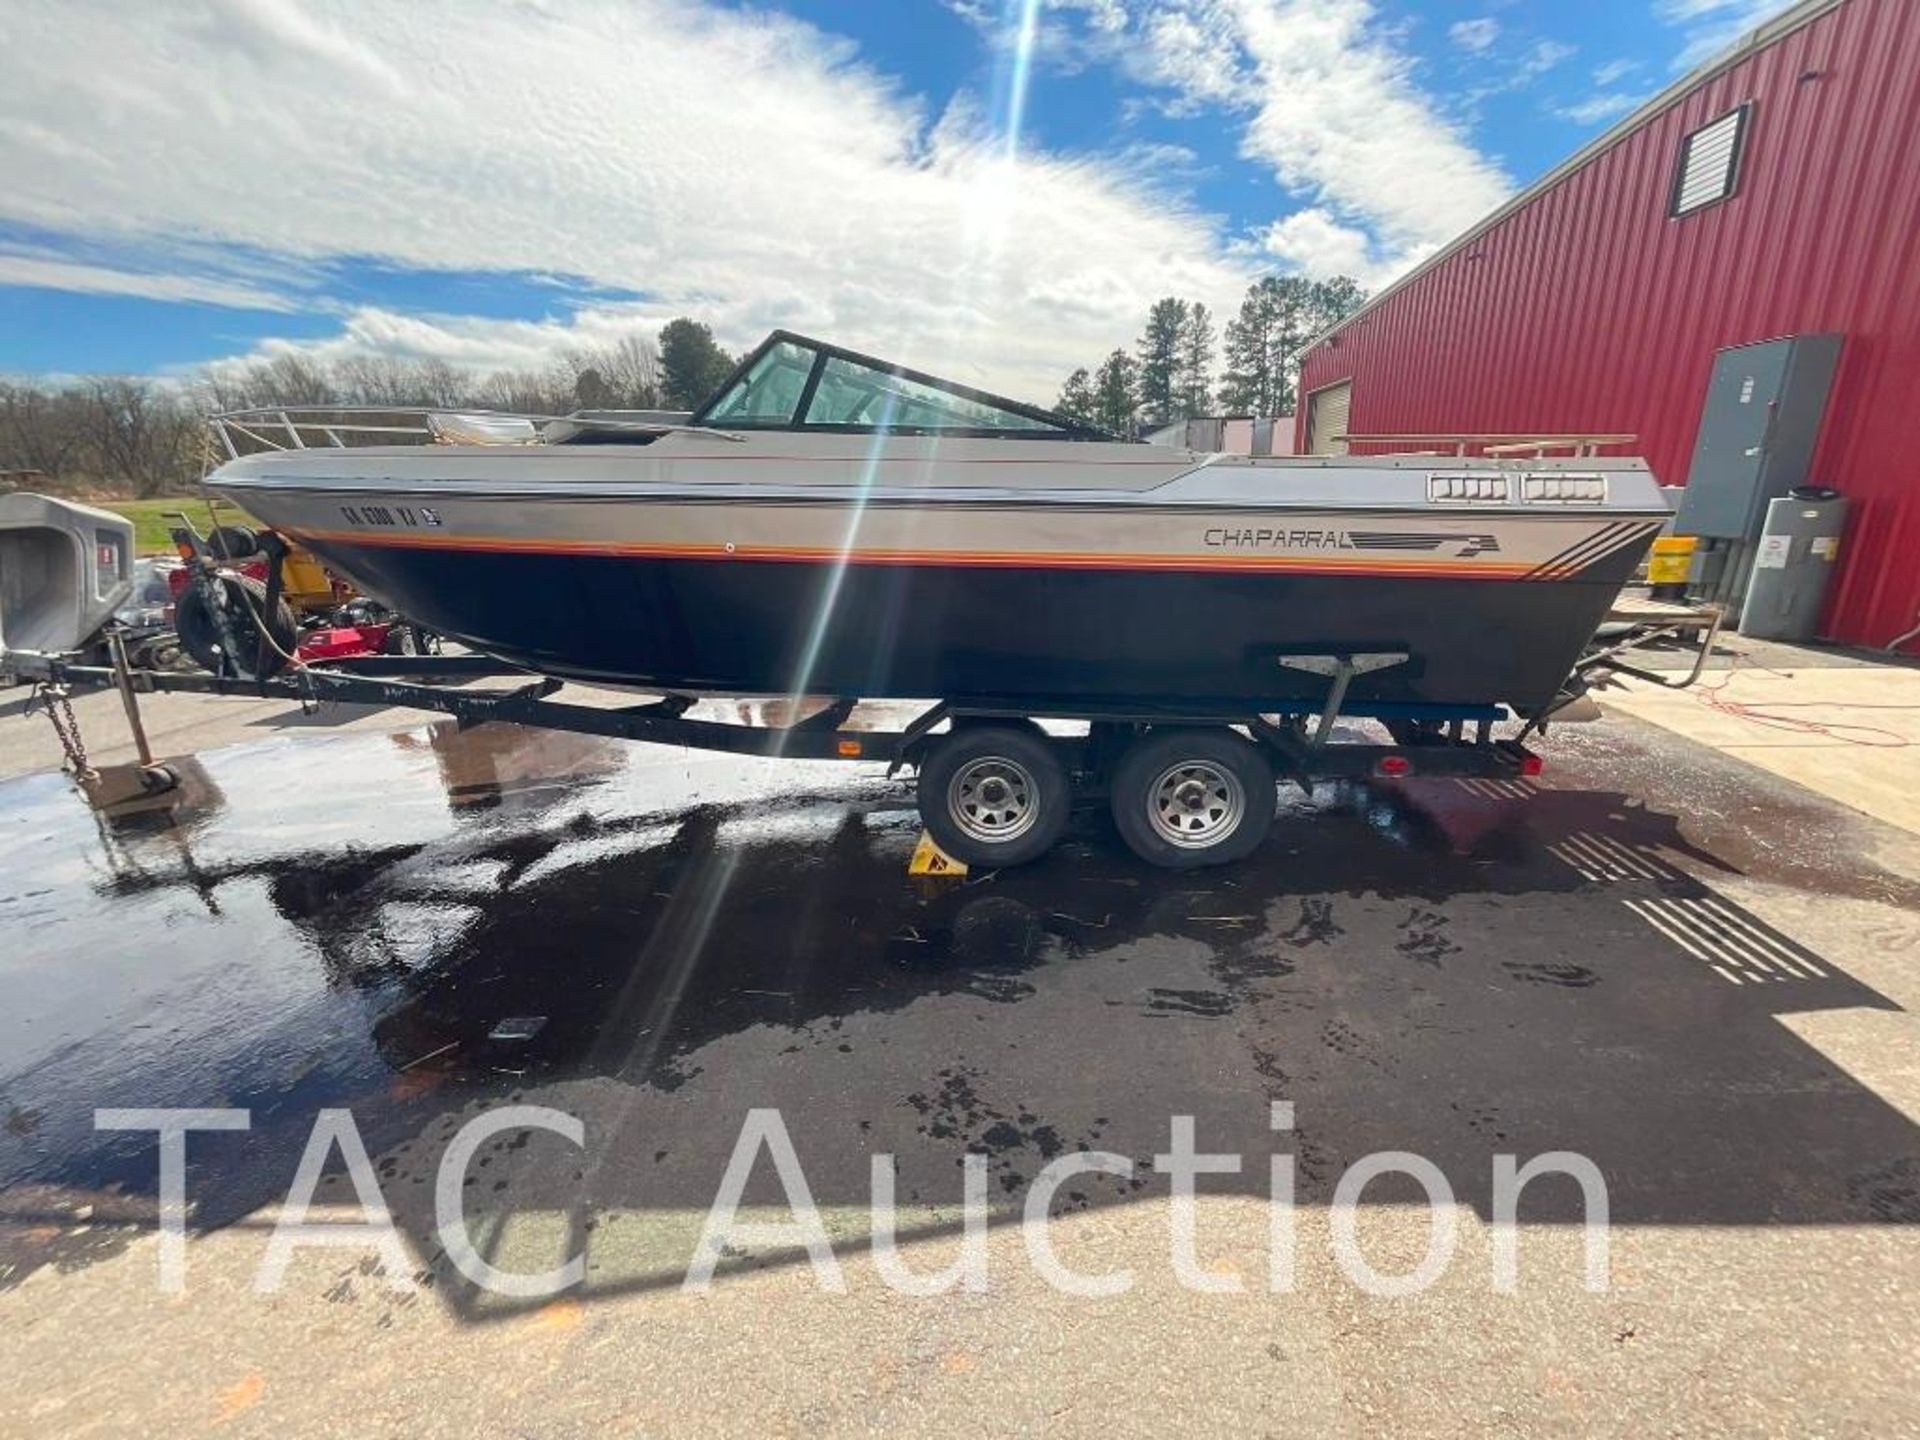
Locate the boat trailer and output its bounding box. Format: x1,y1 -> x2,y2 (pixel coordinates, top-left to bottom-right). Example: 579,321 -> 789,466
7,637 -> 1547,868
5,547 -> 1724,868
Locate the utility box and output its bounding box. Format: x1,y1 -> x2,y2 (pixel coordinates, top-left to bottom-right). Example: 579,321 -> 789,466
1676,333 -> 1841,537
0,493 -> 134,658
1739,491 -> 1849,640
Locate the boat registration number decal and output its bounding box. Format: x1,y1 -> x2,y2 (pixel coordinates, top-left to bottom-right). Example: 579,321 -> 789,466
339,503 -> 439,529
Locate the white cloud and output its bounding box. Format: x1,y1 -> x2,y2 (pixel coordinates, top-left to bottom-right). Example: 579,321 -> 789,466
1554,92 -> 1648,127
0,0 -> 1522,384
1520,39 -> 1577,78
1222,0 -> 1513,268
1071,1 -> 1513,281
1132,5 -> 1260,112
202,303 -> 681,380
1449,18 -> 1500,53
1655,0 -> 1798,70
1653,0 -> 1753,18
0,253 -> 297,311
0,0 -> 1260,395
1591,58 -> 1640,86
1252,208 -> 1392,286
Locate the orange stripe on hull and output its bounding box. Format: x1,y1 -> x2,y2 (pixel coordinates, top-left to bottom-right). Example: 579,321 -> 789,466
290,527 -> 1542,579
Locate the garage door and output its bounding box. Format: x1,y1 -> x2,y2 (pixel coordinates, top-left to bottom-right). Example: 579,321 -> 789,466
1306,382 -> 1351,455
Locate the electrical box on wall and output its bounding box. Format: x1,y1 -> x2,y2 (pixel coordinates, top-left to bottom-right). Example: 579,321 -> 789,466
1675,334 -> 1842,541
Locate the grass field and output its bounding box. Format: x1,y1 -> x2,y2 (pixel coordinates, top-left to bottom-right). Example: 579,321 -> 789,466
95,495 -> 260,554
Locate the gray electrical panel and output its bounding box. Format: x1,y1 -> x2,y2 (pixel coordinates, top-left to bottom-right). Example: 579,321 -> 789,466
1740,493 -> 1849,641
1675,334 -> 1841,540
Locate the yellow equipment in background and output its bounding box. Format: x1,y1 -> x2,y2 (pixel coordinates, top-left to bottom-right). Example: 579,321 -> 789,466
1648,535 -> 1697,601
188,498 -> 347,618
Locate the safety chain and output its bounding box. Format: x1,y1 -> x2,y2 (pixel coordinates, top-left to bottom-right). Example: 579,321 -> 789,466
28,681 -> 97,782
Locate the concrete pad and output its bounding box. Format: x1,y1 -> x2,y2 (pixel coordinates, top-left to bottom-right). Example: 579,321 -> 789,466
3,686 -> 1918,1435
1601,658 -> 1920,836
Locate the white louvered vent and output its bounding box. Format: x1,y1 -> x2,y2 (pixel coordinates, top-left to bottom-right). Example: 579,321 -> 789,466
1672,106 -> 1749,216
1427,474 -> 1511,503
1522,474 -> 1609,504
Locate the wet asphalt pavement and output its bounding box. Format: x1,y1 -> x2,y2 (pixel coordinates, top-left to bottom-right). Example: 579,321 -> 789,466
1,702 -> 1917,1435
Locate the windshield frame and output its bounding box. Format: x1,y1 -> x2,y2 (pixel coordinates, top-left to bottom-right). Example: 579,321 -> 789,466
688,330 -> 1119,441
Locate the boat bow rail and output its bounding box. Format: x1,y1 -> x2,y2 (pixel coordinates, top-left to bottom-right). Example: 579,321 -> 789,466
203,405 -> 722,463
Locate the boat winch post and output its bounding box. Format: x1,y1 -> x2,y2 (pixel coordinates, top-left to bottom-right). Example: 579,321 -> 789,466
1277,652 -> 1413,748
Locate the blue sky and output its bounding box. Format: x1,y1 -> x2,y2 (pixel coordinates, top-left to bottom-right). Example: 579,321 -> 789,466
0,0 -> 1793,394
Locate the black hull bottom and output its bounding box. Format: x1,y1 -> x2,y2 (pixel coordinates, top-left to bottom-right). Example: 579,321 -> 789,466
302,541 -> 1640,716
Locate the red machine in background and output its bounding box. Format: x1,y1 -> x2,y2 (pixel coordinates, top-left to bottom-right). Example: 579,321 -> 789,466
164,513 -> 432,676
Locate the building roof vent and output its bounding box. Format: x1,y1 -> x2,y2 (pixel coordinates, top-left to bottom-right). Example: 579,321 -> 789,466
1671,104 -> 1751,217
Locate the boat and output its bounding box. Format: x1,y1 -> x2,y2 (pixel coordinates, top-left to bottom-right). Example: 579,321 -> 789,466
201,331 -> 1669,720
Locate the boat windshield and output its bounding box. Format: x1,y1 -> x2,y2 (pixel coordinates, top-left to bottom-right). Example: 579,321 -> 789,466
698,339 -> 817,426
692,331 -> 1101,438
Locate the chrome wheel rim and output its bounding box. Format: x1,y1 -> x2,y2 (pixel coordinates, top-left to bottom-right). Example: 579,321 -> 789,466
1148,760 -> 1244,849
948,756 -> 1041,844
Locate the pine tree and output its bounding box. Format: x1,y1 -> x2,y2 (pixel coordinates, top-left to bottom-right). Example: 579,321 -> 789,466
1305,276 -> 1366,338
1219,275 -> 1367,415
1056,367 -> 1096,424
1218,277 -> 1296,415
658,318 -> 736,410
1178,302 -> 1215,416
1135,297 -> 1190,426
1092,349 -> 1140,435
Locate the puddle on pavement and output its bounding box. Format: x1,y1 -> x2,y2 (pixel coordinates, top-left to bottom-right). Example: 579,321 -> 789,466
2,714 -> 1915,1289
4,716 -> 1912,1100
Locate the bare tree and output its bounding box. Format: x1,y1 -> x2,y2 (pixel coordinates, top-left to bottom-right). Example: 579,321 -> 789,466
0,382 -> 89,479
77,378 -> 196,497
0,321 -> 694,497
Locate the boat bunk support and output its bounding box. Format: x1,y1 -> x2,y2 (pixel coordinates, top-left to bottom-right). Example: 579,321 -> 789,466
5,645 -> 1542,863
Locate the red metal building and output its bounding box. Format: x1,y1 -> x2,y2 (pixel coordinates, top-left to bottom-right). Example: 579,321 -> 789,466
1295,0 -> 1920,649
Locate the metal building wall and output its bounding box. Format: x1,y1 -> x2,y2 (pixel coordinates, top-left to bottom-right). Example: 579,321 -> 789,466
1296,0 -> 1920,648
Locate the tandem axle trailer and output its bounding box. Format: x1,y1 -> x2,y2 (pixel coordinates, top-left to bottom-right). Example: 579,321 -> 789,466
7,641 -> 1544,871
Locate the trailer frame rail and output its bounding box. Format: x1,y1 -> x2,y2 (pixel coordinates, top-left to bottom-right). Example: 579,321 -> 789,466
4,645 -> 1540,782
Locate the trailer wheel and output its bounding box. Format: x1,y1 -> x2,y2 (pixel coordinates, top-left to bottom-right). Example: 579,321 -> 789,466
175,574 -> 297,679
381,623 -> 422,656
918,725 -> 1071,868
1110,728 -> 1276,869
207,524 -> 262,560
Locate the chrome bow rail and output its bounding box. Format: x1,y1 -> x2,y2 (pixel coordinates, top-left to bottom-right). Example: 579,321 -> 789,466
204,405 -> 728,465
205,406 -> 549,461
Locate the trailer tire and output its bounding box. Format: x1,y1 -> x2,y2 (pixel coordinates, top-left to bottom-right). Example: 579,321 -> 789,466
918,725 -> 1071,868
207,524 -> 262,560
1109,727 -> 1275,869
381,623 -> 422,656
176,574 -> 298,679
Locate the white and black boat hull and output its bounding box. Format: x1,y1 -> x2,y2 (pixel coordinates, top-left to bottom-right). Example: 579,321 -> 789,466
203,448 -> 1666,718
298,537 -> 1648,715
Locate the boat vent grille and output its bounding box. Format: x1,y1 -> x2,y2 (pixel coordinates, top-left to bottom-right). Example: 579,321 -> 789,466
1427,474 -> 1512,504
1522,474 -> 1610,504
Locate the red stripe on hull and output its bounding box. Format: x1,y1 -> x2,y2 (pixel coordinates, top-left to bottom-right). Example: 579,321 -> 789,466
287,528 -> 1542,581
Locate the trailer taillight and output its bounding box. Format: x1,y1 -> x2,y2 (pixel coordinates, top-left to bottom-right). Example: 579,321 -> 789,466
1375,755 -> 1412,777
1520,754 -> 1545,777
